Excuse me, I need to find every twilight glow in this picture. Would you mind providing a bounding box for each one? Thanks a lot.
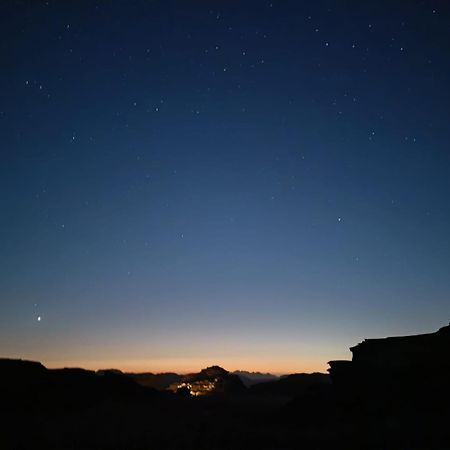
[1,1,450,374]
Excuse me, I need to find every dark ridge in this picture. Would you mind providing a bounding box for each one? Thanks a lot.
[249,372,330,398]
[233,370,279,387]
[128,372,182,390]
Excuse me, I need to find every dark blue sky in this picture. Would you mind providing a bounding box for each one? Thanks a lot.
[1,1,450,372]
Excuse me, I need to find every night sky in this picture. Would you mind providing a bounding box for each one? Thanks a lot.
[2,1,450,373]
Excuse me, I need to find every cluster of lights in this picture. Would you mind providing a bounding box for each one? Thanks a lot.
[171,379,217,396]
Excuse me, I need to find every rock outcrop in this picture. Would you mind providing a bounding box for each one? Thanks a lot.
[329,323,450,395]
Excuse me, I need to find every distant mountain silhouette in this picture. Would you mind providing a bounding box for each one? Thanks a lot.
[249,372,330,398]
[97,368,124,376]
[128,371,182,390]
[233,370,279,387]
[169,365,246,395]
[0,358,148,409]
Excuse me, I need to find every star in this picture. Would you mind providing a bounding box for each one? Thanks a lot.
[37,316,41,322]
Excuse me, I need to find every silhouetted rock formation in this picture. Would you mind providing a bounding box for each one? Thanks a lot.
[328,323,450,447]
[329,323,450,394]
[0,358,47,384]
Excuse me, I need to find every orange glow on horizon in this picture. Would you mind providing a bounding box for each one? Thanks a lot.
[41,356,330,375]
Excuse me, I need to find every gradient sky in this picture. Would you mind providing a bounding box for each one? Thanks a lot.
[1,1,450,374]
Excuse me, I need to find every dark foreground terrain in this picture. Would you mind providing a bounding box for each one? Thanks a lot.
[2,323,450,449]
